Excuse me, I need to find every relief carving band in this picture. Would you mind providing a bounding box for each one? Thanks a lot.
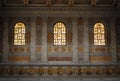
[0,66,119,76]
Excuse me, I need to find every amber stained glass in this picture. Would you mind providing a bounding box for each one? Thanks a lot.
[94,23,105,45]
[14,22,25,45]
[54,22,66,45]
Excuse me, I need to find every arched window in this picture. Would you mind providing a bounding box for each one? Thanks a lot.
[54,22,66,45]
[14,22,25,45]
[94,23,105,45]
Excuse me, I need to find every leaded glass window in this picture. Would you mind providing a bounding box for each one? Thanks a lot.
[54,22,66,45]
[14,22,25,45]
[94,23,105,45]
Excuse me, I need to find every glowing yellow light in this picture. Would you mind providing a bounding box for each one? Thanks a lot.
[14,22,25,45]
[94,23,105,45]
[54,22,66,45]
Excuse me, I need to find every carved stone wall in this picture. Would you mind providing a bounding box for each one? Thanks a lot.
[0,4,120,81]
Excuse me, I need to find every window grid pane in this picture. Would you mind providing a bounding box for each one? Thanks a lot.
[14,22,25,45]
[94,23,105,45]
[54,22,66,45]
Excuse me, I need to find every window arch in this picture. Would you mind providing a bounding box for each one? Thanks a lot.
[54,22,66,45]
[94,22,105,45]
[14,22,25,45]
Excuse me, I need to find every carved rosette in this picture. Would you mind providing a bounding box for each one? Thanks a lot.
[65,67,73,75]
[94,67,104,75]
[74,67,81,75]
[83,67,93,75]
[47,67,55,75]
[37,67,45,75]
[17,67,26,75]
[56,67,64,75]
[0,67,6,75]
[114,68,120,75]
[26,67,36,75]
[7,67,17,75]
[101,68,112,75]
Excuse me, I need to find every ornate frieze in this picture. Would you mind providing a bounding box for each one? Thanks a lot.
[0,66,119,76]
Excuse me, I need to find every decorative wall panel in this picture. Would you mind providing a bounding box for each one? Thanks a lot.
[8,56,30,62]
[90,56,112,62]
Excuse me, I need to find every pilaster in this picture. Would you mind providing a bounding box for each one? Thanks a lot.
[83,17,89,62]
[41,17,48,61]
[30,17,36,62]
[110,17,117,62]
[72,17,78,61]
[2,17,9,62]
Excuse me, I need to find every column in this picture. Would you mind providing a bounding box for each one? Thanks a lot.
[3,18,9,62]
[83,17,89,62]
[72,17,78,61]
[110,18,117,62]
[41,17,47,61]
[30,17,36,62]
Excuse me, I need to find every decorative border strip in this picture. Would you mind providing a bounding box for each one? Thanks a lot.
[0,66,119,76]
